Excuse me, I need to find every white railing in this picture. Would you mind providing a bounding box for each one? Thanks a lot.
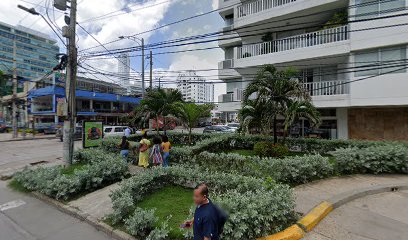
[237,25,348,59]
[218,59,234,69]
[237,0,297,18]
[302,80,349,96]
[233,88,244,101]
[219,88,244,102]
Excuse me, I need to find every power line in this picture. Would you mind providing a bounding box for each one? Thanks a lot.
[80,0,403,53]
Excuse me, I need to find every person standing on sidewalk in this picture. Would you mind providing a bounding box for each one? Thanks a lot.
[183,183,227,240]
[119,136,130,164]
[161,135,171,167]
[124,126,132,138]
[150,136,163,166]
[138,132,150,168]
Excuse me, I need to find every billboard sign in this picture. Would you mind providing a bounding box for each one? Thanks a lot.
[82,121,103,148]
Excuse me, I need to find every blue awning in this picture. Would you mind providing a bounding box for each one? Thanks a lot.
[28,86,141,104]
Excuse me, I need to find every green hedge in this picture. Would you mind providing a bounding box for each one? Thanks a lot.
[109,165,296,240]
[14,148,128,200]
[172,151,333,185]
[331,144,408,174]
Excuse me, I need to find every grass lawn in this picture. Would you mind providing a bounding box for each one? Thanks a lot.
[137,185,193,239]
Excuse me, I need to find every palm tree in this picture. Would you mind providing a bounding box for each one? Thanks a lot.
[173,103,213,144]
[238,99,275,134]
[132,88,183,134]
[283,100,321,141]
[243,65,310,143]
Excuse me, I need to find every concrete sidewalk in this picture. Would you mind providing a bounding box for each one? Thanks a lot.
[295,174,408,240]
[0,133,55,142]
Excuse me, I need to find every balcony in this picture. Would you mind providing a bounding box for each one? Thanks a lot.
[218,59,241,80]
[237,25,348,59]
[302,80,349,97]
[218,24,241,47]
[237,0,297,18]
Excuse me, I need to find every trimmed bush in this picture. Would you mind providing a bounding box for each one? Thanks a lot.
[109,165,296,239]
[14,149,128,200]
[331,144,408,174]
[253,142,289,158]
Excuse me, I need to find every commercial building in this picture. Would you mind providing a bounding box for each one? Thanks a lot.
[0,21,59,79]
[177,70,214,103]
[117,52,131,86]
[217,0,408,140]
[27,73,140,127]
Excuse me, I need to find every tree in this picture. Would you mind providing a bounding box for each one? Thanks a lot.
[283,100,321,141]
[131,88,183,134]
[174,103,213,144]
[238,99,274,134]
[242,65,310,143]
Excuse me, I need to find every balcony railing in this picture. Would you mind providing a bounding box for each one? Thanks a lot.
[237,25,349,59]
[219,88,244,102]
[237,0,297,18]
[218,59,234,69]
[302,80,349,96]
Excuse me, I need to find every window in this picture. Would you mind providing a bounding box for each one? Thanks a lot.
[355,46,406,76]
[114,127,124,132]
[104,128,112,133]
[355,0,406,19]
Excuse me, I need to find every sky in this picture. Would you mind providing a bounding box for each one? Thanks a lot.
[0,0,225,100]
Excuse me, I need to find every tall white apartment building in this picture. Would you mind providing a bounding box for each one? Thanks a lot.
[117,53,131,87]
[217,0,408,140]
[177,70,214,103]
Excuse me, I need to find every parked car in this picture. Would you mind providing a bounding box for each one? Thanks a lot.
[0,119,6,133]
[103,126,130,137]
[225,123,240,132]
[56,126,83,142]
[203,125,232,134]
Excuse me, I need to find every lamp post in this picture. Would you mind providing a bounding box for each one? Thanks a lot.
[118,36,145,98]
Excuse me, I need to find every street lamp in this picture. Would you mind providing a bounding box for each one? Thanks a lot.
[118,36,145,98]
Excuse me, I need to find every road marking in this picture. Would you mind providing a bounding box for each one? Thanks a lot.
[0,199,26,211]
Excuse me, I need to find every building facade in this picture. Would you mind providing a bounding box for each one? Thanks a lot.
[0,21,59,80]
[177,70,214,103]
[117,52,131,87]
[217,0,408,140]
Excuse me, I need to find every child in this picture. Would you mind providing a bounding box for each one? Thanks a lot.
[150,136,163,166]
[161,135,171,167]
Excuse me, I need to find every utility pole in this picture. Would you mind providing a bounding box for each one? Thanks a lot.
[141,38,145,98]
[62,0,77,165]
[12,40,18,138]
[149,50,153,90]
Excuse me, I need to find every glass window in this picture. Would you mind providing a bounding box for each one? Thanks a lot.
[114,127,123,132]
[104,128,112,133]
[355,50,380,76]
[355,0,379,19]
[380,47,406,73]
[380,0,405,13]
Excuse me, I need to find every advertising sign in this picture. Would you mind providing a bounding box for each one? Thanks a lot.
[82,121,103,148]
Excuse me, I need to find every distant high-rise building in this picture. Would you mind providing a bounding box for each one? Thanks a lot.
[0,21,59,80]
[117,52,130,87]
[177,70,214,104]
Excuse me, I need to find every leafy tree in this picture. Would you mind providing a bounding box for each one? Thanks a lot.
[173,103,213,144]
[131,88,183,134]
[283,100,321,141]
[242,65,310,143]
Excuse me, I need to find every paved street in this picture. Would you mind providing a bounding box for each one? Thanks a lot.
[0,181,111,240]
[304,190,408,240]
[0,137,81,178]
[295,175,408,240]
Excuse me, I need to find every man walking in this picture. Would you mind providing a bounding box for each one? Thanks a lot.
[185,183,227,240]
[124,126,131,137]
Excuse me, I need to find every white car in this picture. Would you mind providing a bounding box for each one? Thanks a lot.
[226,123,240,131]
[103,126,130,137]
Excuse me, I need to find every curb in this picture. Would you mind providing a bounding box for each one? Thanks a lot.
[0,136,56,143]
[30,192,137,240]
[257,182,408,240]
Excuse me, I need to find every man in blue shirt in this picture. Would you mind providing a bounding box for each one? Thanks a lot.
[184,183,226,240]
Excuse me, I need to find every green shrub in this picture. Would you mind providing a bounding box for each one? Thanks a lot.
[14,149,128,200]
[331,144,408,174]
[125,208,157,237]
[253,142,289,158]
[109,166,296,239]
[253,141,271,157]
